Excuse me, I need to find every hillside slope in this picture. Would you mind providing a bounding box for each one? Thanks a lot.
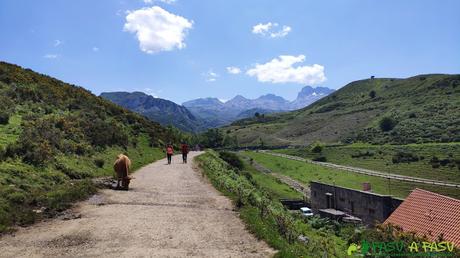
[0,62,179,232]
[235,108,282,120]
[224,74,460,146]
[101,91,206,132]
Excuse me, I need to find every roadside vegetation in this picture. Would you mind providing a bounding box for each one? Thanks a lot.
[244,151,460,199]
[195,150,347,257]
[196,151,460,257]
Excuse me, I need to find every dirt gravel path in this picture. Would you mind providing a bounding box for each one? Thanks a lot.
[0,152,275,258]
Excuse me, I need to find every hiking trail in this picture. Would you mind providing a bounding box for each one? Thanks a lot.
[0,152,275,257]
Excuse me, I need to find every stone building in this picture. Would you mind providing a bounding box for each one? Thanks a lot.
[310,181,403,225]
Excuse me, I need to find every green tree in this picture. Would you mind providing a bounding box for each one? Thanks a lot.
[233,135,239,148]
[369,90,376,99]
[222,135,233,147]
[258,137,265,148]
[379,117,397,132]
[202,129,223,148]
[310,141,324,153]
[0,111,9,125]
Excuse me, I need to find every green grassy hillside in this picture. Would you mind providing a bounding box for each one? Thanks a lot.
[224,74,460,146]
[0,62,181,233]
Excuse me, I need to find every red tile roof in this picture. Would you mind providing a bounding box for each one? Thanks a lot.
[385,188,460,245]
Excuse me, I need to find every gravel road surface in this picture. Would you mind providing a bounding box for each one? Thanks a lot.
[0,152,275,258]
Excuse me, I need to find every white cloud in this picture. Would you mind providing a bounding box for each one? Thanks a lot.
[53,40,62,47]
[144,0,176,4]
[124,6,193,54]
[270,26,291,38]
[252,23,272,35]
[226,66,241,74]
[92,47,99,52]
[252,22,291,38]
[203,70,218,82]
[218,98,228,103]
[43,54,59,59]
[246,55,326,84]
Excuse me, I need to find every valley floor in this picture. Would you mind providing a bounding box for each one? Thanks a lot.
[0,152,275,257]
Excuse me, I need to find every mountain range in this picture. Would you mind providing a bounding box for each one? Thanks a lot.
[102,86,335,132]
[183,86,335,128]
[100,92,206,132]
[290,86,335,109]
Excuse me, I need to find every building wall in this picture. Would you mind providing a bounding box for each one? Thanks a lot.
[310,181,403,225]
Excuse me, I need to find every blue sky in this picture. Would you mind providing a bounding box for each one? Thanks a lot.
[0,0,459,104]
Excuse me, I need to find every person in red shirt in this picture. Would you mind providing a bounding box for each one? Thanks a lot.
[166,144,174,165]
[181,142,190,164]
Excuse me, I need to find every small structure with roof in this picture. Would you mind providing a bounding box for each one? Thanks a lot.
[384,188,460,246]
[310,181,403,225]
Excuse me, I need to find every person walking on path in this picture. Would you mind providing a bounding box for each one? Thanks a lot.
[166,144,174,165]
[181,142,190,164]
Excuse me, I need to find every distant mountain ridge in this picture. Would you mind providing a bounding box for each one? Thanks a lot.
[183,85,335,127]
[101,85,334,132]
[100,92,206,132]
[291,86,335,109]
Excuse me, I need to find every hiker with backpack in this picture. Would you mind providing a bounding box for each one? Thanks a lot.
[166,144,174,165]
[181,142,189,164]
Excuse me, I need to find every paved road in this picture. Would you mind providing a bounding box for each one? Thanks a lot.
[261,151,460,188]
[0,152,275,258]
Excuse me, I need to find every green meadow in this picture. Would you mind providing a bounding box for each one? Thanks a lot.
[243,151,460,199]
[273,143,460,183]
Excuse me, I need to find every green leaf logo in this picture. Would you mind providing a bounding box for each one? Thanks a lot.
[347,243,358,256]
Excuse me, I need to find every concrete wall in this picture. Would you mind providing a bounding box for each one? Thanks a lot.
[310,181,403,225]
